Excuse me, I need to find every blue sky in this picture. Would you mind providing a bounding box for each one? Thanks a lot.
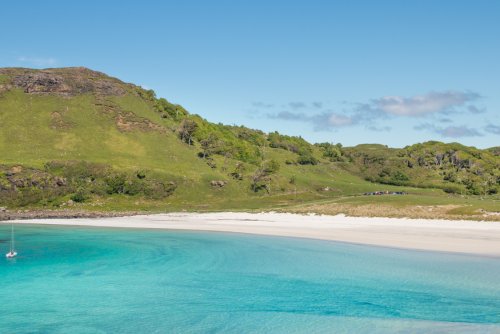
[1,0,499,148]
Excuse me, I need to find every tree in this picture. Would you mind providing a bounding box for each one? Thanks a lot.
[177,119,198,145]
[251,159,280,193]
[316,142,343,161]
[199,134,220,158]
[137,87,156,101]
[230,162,245,180]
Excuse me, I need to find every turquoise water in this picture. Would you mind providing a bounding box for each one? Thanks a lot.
[0,224,499,333]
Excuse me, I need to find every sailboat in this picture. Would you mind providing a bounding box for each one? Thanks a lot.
[5,224,17,258]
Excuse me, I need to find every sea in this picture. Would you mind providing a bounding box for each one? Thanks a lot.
[1,224,499,333]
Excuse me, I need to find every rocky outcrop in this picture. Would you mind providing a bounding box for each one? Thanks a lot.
[210,180,227,188]
[1,166,68,191]
[0,67,128,96]
[13,72,70,94]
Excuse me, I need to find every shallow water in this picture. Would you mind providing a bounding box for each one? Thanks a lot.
[0,224,499,333]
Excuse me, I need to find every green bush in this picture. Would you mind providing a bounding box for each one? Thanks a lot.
[70,190,88,203]
[442,186,461,194]
[105,174,127,194]
[487,188,498,195]
[316,142,343,161]
[143,180,177,199]
[392,171,409,182]
[297,154,318,165]
[123,179,144,196]
[262,159,280,174]
[268,132,312,155]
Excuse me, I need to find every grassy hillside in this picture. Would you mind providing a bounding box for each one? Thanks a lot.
[341,142,499,195]
[0,67,498,220]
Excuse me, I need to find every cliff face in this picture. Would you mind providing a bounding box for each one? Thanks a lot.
[0,67,129,96]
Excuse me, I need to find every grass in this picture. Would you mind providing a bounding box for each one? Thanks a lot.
[0,74,9,84]
[0,88,368,209]
[285,191,500,221]
[1,67,498,221]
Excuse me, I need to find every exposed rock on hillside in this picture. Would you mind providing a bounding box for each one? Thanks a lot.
[0,67,128,96]
[210,180,227,188]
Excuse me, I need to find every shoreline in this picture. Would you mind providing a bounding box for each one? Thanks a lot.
[0,209,142,221]
[3,212,500,257]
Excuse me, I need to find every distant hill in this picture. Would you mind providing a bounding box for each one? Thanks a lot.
[342,141,499,195]
[488,147,500,156]
[0,67,498,212]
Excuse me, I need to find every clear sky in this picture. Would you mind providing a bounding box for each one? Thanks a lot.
[1,0,499,148]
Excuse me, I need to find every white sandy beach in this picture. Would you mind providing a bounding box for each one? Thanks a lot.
[6,212,500,257]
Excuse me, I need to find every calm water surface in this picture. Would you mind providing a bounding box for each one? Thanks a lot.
[0,224,499,333]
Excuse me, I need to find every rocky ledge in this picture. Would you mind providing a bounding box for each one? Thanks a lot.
[0,67,129,96]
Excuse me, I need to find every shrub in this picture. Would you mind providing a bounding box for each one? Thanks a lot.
[297,154,318,165]
[392,171,409,182]
[155,98,188,119]
[143,181,177,199]
[251,160,280,192]
[71,190,88,203]
[105,174,127,194]
[123,179,144,196]
[262,160,280,174]
[230,162,245,180]
[316,142,343,161]
[268,132,312,154]
[487,188,498,195]
[443,186,461,194]
[177,119,198,145]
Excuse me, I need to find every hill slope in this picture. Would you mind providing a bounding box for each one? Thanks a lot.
[0,67,498,218]
[0,67,370,210]
[342,142,499,195]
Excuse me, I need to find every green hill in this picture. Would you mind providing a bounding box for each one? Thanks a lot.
[342,141,499,195]
[0,67,498,219]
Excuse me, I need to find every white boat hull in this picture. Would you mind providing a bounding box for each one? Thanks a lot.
[6,251,17,258]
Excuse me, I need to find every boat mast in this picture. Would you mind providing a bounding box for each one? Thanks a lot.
[10,224,14,252]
